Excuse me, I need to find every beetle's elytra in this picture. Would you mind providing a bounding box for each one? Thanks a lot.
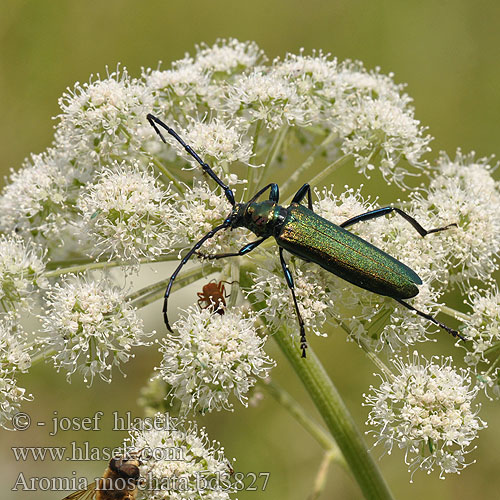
[147,113,463,357]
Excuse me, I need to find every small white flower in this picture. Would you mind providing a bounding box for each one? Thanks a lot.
[129,414,235,500]
[0,319,32,429]
[0,233,46,313]
[77,161,177,262]
[157,306,274,413]
[143,61,214,116]
[182,117,254,166]
[334,60,409,103]
[273,50,339,123]
[313,185,377,225]
[169,180,247,255]
[193,38,265,74]
[462,286,500,397]
[364,351,486,480]
[227,70,308,129]
[40,275,152,384]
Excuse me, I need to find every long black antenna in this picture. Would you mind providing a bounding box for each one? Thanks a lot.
[163,222,230,331]
[147,114,235,206]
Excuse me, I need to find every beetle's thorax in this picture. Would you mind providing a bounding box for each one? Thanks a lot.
[229,201,287,237]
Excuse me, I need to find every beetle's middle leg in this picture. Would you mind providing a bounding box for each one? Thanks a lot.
[197,237,267,260]
[340,206,456,236]
[279,248,308,357]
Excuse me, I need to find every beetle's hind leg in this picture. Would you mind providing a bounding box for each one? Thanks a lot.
[279,248,308,357]
[340,206,456,236]
[395,299,466,341]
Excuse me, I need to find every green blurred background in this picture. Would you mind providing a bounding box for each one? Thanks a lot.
[1,1,499,499]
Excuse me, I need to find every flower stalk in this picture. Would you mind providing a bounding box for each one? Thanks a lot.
[273,325,394,500]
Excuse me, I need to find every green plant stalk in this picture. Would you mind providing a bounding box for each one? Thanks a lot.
[246,119,263,195]
[273,326,394,500]
[44,254,181,278]
[437,304,471,323]
[309,450,336,500]
[262,380,345,466]
[128,265,219,308]
[119,124,184,193]
[280,130,336,197]
[303,154,351,196]
[333,318,394,381]
[258,125,289,187]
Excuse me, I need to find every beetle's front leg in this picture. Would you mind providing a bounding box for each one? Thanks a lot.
[197,237,268,260]
[279,247,308,357]
[340,206,456,236]
[291,183,314,210]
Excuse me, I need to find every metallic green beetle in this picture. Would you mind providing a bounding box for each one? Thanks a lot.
[147,114,463,357]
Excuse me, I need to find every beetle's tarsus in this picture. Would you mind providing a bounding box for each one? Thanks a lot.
[426,222,458,235]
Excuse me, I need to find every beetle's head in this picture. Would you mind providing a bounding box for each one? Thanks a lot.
[228,201,276,237]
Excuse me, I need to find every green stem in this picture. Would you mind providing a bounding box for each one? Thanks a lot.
[334,319,394,381]
[30,350,54,367]
[273,326,394,500]
[309,450,336,500]
[437,304,471,323]
[484,342,500,356]
[484,353,500,378]
[258,125,289,186]
[149,156,185,193]
[280,131,337,197]
[247,120,263,196]
[119,125,184,193]
[45,258,95,271]
[262,380,344,466]
[227,261,241,309]
[303,154,351,196]
[128,265,218,308]
[44,255,181,278]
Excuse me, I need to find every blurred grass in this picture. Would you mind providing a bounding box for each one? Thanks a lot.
[1,1,499,499]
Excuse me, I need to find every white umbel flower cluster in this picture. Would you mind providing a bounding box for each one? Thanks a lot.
[56,66,154,177]
[413,151,500,285]
[0,233,46,313]
[0,150,75,243]
[40,275,152,384]
[250,254,337,339]
[0,320,32,428]
[462,286,500,397]
[157,306,274,413]
[364,352,486,479]
[129,414,234,500]
[77,161,177,262]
